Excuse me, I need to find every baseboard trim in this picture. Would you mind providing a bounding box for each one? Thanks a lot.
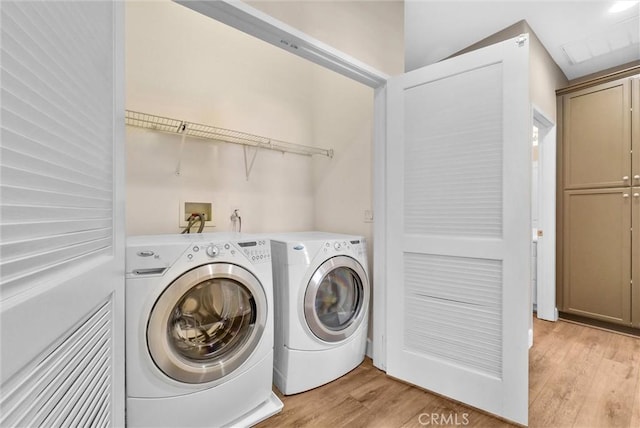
[559,312,640,338]
[365,338,373,359]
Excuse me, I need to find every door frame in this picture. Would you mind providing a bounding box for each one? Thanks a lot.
[532,106,558,322]
[175,1,389,88]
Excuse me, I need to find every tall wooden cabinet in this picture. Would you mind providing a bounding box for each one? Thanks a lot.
[558,71,640,328]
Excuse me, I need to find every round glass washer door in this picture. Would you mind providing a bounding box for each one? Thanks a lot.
[304,256,370,342]
[147,263,267,384]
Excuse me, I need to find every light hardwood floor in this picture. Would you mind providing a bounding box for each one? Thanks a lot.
[257,318,640,428]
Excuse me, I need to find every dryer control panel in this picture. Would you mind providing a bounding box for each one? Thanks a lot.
[321,239,367,261]
[350,238,367,260]
[324,240,350,253]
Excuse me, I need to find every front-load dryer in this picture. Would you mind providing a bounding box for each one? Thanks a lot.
[125,233,282,427]
[269,232,370,395]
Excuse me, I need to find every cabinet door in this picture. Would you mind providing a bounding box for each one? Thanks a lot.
[563,78,631,189]
[633,187,640,328]
[563,188,631,325]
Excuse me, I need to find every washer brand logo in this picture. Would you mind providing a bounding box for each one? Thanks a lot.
[293,245,304,251]
[418,413,470,426]
[137,250,155,257]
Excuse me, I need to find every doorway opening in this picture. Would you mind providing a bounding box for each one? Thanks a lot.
[532,108,558,323]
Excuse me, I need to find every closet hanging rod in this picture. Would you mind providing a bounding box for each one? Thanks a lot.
[125,110,334,158]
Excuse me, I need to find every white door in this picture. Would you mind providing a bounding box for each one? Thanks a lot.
[385,35,530,425]
[0,2,125,426]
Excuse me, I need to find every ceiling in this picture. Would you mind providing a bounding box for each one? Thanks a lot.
[405,1,640,80]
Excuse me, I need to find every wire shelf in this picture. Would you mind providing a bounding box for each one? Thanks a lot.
[125,110,333,158]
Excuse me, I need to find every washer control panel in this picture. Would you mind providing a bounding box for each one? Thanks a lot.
[181,240,269,264]
[185,243,231,262]
[238,239,270,263]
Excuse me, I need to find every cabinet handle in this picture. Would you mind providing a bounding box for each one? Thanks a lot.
[623,193,630,198]
[634,193,640,198]
[634,175,640,181]
[623,176,630,181]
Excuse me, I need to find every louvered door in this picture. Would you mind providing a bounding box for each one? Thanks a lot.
[0,2,125,426]
[385,35,530,425]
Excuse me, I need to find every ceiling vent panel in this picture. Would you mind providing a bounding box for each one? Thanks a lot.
[562,42,593,64]
[561,17,639,65]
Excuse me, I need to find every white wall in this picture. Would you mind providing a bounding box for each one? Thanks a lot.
[310,70,374,264]
[126,0,402,247]
[126,1,320,235]
[126,127,315,234]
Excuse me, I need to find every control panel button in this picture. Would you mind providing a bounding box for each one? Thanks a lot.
[224,243,230,250]
[193,246,199,252]
[206,245,219,258]
[187,254,193,260]
[334,242,342,250]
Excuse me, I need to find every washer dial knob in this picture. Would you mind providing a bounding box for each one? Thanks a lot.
[206,245,219,258]
[334,242,342,250]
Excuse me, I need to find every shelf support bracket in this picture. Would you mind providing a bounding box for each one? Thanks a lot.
[175,122,188,176]
[243,143,260,180]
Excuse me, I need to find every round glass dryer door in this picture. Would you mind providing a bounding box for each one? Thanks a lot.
[304,256,370,342]
[147,263,267,384]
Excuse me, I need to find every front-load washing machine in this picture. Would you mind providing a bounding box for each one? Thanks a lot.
[269,232,370,395]
[125,233,282,427]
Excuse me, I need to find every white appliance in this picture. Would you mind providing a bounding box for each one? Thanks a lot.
[125,233,282,427]
[269,232,370,395]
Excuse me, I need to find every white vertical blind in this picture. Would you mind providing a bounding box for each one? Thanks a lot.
[0,1,114,300]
